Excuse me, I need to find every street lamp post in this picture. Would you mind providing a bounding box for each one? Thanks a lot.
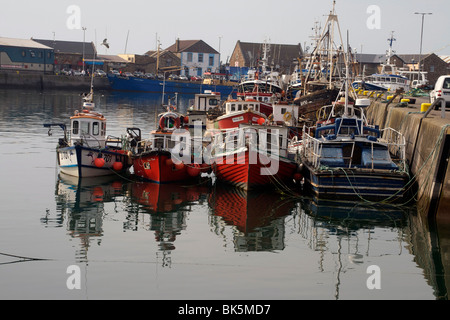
[415,12,432,81]
[218,36,222,72]
[82,27,87,74]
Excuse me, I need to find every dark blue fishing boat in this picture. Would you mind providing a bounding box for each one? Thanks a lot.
[107,73,236,97]
[300,90,409,202]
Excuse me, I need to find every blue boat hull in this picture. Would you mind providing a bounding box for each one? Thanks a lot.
[302,165,408,201]
[107,74,237,97]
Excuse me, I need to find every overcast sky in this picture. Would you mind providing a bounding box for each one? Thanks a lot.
[1,0,449,62]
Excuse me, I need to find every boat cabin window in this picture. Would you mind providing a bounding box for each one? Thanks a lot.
[238,104,243,111]
[81,121,90,135]
[209,99,219,106]
[93,122,100,136]
[72,120,79,135]
[153,135,165,149]
[230,104,236,112]
[167,136,176,149]
[102,122,106,136]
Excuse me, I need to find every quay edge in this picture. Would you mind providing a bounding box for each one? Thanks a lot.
[0,72,110,91]
[364,93,450,224]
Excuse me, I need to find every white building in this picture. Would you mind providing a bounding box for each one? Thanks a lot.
[166,39,220,77]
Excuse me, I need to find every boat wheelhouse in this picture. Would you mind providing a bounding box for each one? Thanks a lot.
[215,99,267,130]
[186,91,222,130]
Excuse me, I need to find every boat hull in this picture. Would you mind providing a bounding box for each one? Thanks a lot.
[352,80,387,91]
[132,150,198,183]
[301,162,408,201]
[108,74,236,97]
[213,150,297,190]
[294,88,340,120]
[57,145,130,178]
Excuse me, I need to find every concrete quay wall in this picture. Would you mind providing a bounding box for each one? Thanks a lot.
[365,95,450,222]
[0,72,110,91]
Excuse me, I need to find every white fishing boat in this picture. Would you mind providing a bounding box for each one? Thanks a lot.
[44,85,130,178]
[352,32,410,92]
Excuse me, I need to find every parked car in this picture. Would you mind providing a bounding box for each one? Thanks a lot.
[123,72,134,77]
[94,70,107,77]
[190,76,202,81]
[168,74,179,80]
[134,71,145,78]
[179,75,188,81]
[110,70,120,76]
[145,73,155,79]
[430,75,450,108]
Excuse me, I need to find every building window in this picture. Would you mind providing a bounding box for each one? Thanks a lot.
[198,53,203,63]
[187,52,193,62]
[197,67,202,76]
[209,54,214,66]
[430,65,435,72]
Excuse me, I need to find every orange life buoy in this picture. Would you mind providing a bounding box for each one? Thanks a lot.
[159,114,181,130]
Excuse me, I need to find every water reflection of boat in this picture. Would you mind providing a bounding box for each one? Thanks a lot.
[298,195,409,300]
[129,181,210,214]
[49,173,126,261]
[301,196,408,228]
[208,185,295,251]
[127,181,210,252]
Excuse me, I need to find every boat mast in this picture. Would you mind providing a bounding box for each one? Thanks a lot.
[302,0,345,93]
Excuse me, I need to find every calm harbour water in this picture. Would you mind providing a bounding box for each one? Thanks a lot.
[0,88,447,300]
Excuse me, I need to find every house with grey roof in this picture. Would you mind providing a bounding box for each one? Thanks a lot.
[164,39,220,77]
[229,41,303,75]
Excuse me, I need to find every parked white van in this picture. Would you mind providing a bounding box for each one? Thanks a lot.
[430,75,450,107]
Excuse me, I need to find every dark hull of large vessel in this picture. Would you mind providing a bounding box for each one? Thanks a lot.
[108,74,237,97]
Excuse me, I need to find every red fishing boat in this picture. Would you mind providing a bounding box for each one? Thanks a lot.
[210,123,299,190]
[215,99,267,130]
[130,111,207,183]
